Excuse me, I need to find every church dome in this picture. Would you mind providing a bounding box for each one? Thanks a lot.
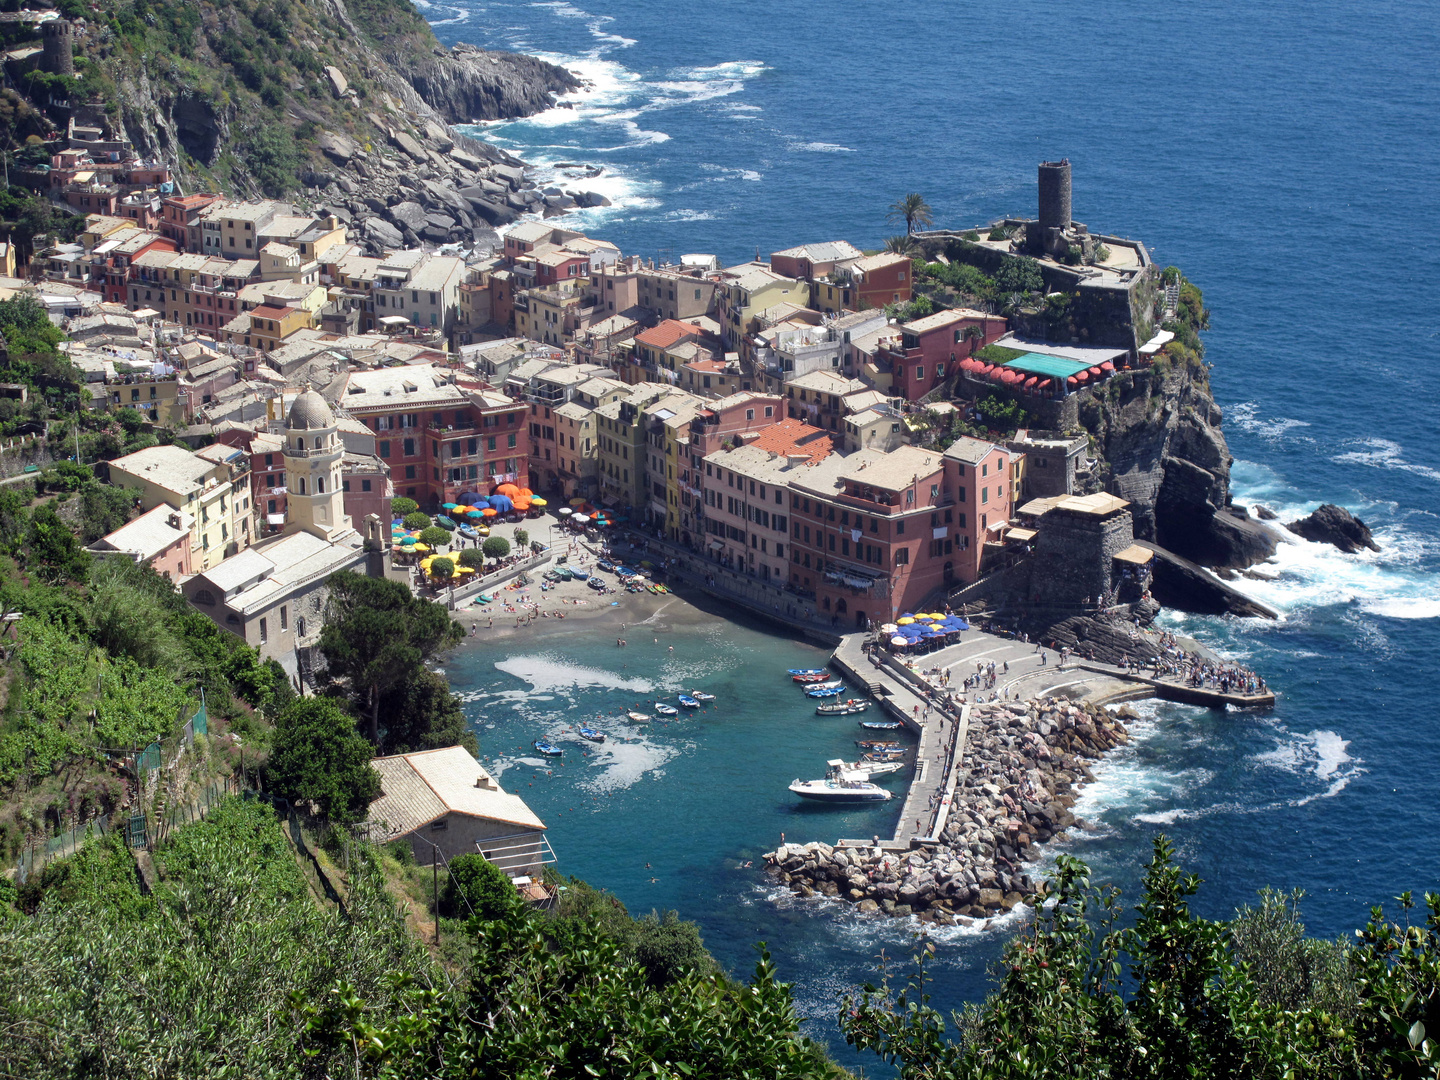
[287,389,335,431]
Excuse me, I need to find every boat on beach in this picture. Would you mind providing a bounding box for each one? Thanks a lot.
[654,703,679,716]
[677,694,700,708]
[570,568,589,580]
[790,761,893,803]
[579,727,605,743]
[597,559,615,572]
[533,740,563,757]
[437,514,457,530]
[860,720,903,730]
[457,523,479,541]
[587,577,608,591]
[815,699,869,715]
[626,712,651,723]
[805,686,845,698]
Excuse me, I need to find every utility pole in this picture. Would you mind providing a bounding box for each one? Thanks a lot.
[432,844,440,946]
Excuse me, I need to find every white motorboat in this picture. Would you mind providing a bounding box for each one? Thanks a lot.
[789,761,893,803]
[838,759,905,781]
[801,679,844,692]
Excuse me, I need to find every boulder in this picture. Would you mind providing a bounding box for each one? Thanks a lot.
[317,130,358,166]
[573,190,612,208]
[390,130,428,164]
[362,217,404,250]
[1286,504,1380,554]
[324,65,349,98]
[387,201,428,232]
[470,197,521,226]
[1253,504,1278,521]
[421,224,451,243]
[857,899,879,914]
[977,888,1004,910]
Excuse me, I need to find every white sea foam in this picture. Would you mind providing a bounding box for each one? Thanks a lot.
[792,141,856,153]
[1228,401,1314,442]
[1332,437,1440,484]
[494,654,655,694]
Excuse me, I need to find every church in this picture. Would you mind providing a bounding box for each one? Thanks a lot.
[181,389,387,684]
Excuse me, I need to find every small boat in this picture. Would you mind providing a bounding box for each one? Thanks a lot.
[579,727,606,743]
[856,739,899,750]
[587,577,608,591]
[457,523,479,541]
[802,680,844,691]
[787,668,827,677]
[553,566,573,581]
[437,514,458,530]
[597,560,615,572]
[543,570,563,583]
[790,761,893,803]
[838,759,905,780]
[626,712,651,723]
[690,690,715,702]
[571,569,589,581]
[652,583,669,594]
[533,740,563,757]
[793,673,830,684]
[677,694,700,709]
[861,720,904,730]
[616,565,636,578]
[862,748,906,761]
[806,686,845,698]
[654,703,679,716]
[815,699,869,716]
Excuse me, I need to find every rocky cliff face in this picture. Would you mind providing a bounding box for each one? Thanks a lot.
[1077,357,1277,570]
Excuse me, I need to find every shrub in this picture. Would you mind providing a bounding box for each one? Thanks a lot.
[994,255,1045,294]
[429,556,454,579]
[1094,244,1111,262]
[633,910,714,989]
[265,697,380,824]
[440,853,518,920]
[417,526,451,548]
[458,548,485,569]
[962,229,980,241]
[391,497,418,517]
[987,226,1011,241]
[401,512,430,530]
[513,528,528,547]
[481,536,510,562]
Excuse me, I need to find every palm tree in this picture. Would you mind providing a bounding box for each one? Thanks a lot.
[884,234,917,256]
[962,324,986,354]
[887,193,933,236]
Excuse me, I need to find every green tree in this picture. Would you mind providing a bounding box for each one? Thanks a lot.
[481,535,510,563]
[887,193,933,236]
[390,497,418,517]
[429,555,454,579]
[318,571,462,746]
[440,852,519,920]
[23,503,89,583]
[265,697,380,824]
[513,528,528,547]
[77,481,134,543]
[402,511,430,530]
[993,255,1045,296]
[374,666,476,756]
[458,547,485,569]
[0,486,29,554]
[885,234,918,256]
[418,525,452,548]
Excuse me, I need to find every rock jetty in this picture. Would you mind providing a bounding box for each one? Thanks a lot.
[764,697,1133,924]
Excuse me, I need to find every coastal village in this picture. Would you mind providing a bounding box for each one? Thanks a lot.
[1,144,1300,926]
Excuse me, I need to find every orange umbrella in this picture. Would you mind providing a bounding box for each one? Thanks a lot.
[482,507,498,517]
[519,487,534,498]
[496,483,521,497]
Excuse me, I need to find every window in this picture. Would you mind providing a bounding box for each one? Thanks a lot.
[259,618,267,643]
[915,366,924,381]
[405,465,416,480]
[195,590,215,606]
[981,487,989,504]
[507,433,517,449]
[895,548,909,566]
[379,440,390,457]
[403,438,415,457]
[745,409,754,421]
[362,479,372,492]
[280,606,288,630]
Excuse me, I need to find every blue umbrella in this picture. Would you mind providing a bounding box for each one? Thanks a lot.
[489,494,513,513]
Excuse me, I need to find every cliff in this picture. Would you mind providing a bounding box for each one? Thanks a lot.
[49,0,578,210]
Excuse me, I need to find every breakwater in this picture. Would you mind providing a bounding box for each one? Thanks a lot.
[763,696,1132,922]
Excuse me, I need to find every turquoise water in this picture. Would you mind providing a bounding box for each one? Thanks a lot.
[429,0,1440,1062]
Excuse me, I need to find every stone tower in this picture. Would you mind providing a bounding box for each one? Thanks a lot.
[282,389,354,542]
[40,20,74,77]
[1038,159,1072,230]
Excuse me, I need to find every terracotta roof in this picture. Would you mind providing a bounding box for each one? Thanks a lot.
[748,417,834,461]
[635,319,702,350]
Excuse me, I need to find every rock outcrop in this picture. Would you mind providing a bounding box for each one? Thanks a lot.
[1286,504,1380,554]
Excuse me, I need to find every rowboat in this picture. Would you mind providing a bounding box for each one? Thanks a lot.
[626,712,651,723]
[533,740,563,757]
[790,761,893,803]
[571,569,589,580]
[690,690,715,702]
[437,514,458,530]
[654,703,679,716]
[787,668,827,677]
[815,699,869,716]
[587,577,607,591]
[457,523,479,541]
[597,560,615,572]
[793,673,830,683]
[860,720,903,730]
[856,739,900,750]
[802,680,843,691]
[677,695,700,708]
[805,686,845,698]
[579,727,605,743]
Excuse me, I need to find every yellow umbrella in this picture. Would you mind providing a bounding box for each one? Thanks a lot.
[412,543,430,553]
[896,617,915,625]
[420,556,436,569]
[928,613,946,620]
[530,497,548,507]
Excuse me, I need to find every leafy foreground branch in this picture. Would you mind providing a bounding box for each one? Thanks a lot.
[841,837,1439,1079]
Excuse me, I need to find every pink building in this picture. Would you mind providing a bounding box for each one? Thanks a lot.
[879,309,1008,402]
[86,504,195,581]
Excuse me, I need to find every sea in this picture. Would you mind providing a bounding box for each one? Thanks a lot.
[428,0,1440,1063]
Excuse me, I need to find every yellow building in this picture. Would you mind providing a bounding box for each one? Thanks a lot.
[108,444,252,570]
[717,263,810,352]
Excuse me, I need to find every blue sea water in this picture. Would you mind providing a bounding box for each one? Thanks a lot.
[429,0,1440,1062]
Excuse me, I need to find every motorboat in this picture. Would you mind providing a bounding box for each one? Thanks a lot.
[815,699,869,716]
[677,695,700,708]
[838,759,905,780]
[787,668,827,677]
[856,739,900,750]
[690,690,715,702]
[626,712,651,723]
[793,673,831,684]
[801,679,844,691]
[533,740,563,757]
[790,762,893,803]
[860,720,904,730]
[579,727,605,743]
[805,686,845,698]
[437,514,458,530]
[654,703,679,716]
[862,749,906,761]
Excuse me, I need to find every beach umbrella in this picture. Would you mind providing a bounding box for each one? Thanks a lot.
[456,566,475,575]
[466,509,484,519]
[530,497,548,507]
[420,556,436,568]
[400,536,417,546]
[558,506,573,517]
[573,514,590,525]
[490,494,513,513]
[896,617,915,625]
[570,497,587,507]
[891,636,908,647]
[879,623,899,634]
[496,483,521,497]
[519,488,534,498]
[442,502,459,510]
[412,543,429,553]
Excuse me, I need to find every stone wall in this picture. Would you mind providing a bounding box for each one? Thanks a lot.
[1027,506,1134,608]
